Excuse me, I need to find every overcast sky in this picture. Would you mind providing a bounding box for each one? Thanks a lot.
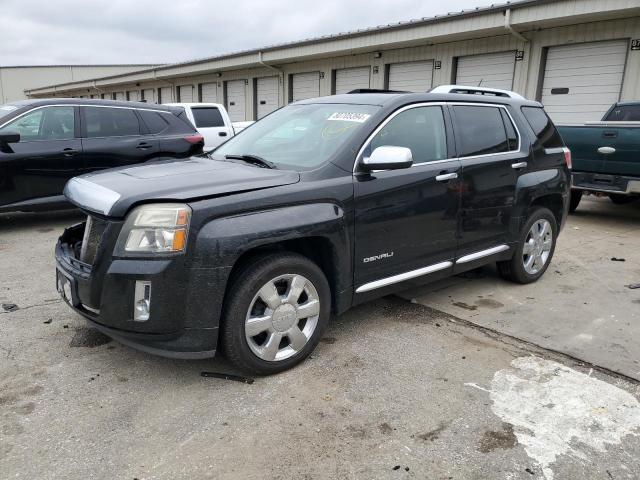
[0,0,487,66]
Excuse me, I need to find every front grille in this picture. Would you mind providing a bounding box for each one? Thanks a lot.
[79,215,107,265]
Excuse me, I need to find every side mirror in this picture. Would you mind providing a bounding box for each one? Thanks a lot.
[361,146,413,171]
[0,132,20,144]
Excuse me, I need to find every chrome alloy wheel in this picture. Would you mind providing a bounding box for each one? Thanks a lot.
[245,274,320,362]
[523,219,553,275]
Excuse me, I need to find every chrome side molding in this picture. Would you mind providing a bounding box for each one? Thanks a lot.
[355,261,452,293]
[456,244,509,264]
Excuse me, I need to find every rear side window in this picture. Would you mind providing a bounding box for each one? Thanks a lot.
[84,107,140,137]
[603,105,640,121]
[191,107,225,128]
[369,106,447,164]
[138,110,168,134]
[521,106,563,148]
[453,105,510,157]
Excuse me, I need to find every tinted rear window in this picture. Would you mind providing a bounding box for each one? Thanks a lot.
[84,107,140,137]
[191,107,224,128]
[453,105,509,157]
[604,105,640,121]
[138,110,169,134]
[521,106,563,148]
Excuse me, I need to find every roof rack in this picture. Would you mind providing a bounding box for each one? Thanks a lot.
[430,85,525,99]
[347,88,407,94]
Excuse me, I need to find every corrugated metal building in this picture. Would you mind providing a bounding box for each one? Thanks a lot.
[0,65,158,103]
[24,0,640,123]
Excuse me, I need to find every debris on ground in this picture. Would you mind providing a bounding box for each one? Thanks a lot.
[610,257,626,262]
[2,303,19,312]
[201,371,255,384]
[43,318,52,324]
[626,283,640,290]
[69,327,112,348]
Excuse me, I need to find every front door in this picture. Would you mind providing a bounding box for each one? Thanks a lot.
[353,104,461,294]
[0,105,81,208]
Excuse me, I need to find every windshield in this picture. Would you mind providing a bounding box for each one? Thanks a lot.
[214,103,379,170]
[0,105,19,123]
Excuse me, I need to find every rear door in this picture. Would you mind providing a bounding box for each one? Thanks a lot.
[80,106,160,172]
[452,103,524,260]
[0,105,82,207]
[353,104,460,295]
[189,106,232,149]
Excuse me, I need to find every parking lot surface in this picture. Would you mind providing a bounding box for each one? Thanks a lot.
[1,198,640,479]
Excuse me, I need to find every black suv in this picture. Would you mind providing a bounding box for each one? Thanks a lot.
[55,88,570,374]
[0,99,204,213]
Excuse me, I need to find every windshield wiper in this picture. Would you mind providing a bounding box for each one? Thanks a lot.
[225,154,276,169]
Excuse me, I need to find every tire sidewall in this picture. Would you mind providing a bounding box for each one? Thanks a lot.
[512,208,558,283]
[222,254,331,375]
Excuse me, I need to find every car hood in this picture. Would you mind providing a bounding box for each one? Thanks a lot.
[64,156,300,217]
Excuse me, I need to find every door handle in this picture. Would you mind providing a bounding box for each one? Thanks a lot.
[62,148,78,157]
[511,161,528,169]
[597,146,616,155]
[219,132,228,137]
[136,142,152,149]
[435,172,458,182]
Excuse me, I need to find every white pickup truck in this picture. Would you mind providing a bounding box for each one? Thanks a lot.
[167,103,242,150]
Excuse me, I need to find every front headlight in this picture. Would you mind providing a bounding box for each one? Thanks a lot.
[124,203,191,253]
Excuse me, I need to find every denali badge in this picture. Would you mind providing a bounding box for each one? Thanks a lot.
[363,252,394,263]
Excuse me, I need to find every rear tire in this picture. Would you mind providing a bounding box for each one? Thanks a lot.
[498,207,558,284]
[568,190,582,213]
[221,252,331,375]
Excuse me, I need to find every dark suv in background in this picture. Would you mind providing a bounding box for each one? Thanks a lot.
[0,99,204,213]
[56,86,570,375]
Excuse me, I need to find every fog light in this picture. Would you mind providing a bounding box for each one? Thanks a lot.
[133,281,151,322]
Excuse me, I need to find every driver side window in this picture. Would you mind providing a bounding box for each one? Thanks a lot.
[369,106,447,164]
[0,106,75,141]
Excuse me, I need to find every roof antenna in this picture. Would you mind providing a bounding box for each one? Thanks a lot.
[477,79,484,87]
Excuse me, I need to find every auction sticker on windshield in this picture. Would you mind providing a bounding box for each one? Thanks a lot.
[327,112,371,123]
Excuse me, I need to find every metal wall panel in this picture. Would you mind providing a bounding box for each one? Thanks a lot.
[226,79,246,121]
[455,51,516,89]
[540,40,628,123]
[334,67,370,94]
[256,76,279,119]
[387,61,434,91]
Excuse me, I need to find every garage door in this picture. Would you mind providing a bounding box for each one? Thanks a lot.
[127,90,139,102]
[226,80,246,121]
[142,89,155,104]
[291,72,320,102]
[178,85,194,103]
[159,87,173,104]
[113,92,125,101]
[388,61,434,92]
[201,82,218,103]
[456,51,515,90]
[335,67,370,94]
[256,76,279,119]
[540,40,628,124]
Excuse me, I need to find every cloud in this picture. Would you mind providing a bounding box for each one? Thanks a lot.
[0,0,485,65]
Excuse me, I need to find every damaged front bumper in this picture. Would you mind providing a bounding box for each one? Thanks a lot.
[55,220,227,359]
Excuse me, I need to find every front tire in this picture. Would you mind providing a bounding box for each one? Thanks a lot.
[221,252,331,375]
[498,207,558,284]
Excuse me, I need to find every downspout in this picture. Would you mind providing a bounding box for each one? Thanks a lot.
[505,8,528,42]
[258,51,285,108]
